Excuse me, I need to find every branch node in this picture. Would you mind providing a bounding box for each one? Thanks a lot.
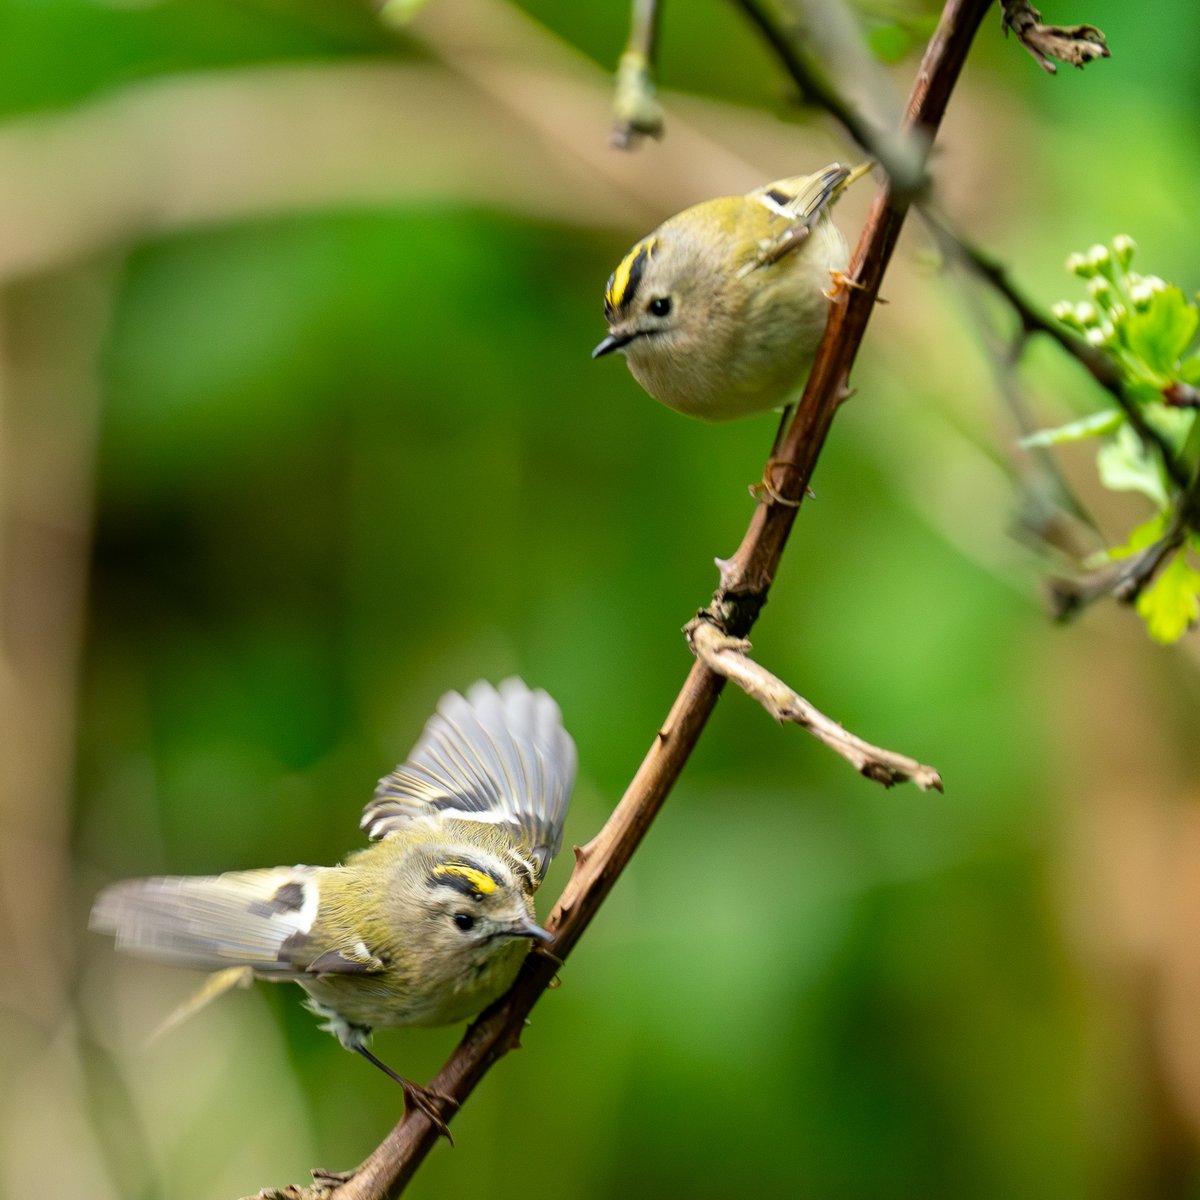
[701,583,770,640]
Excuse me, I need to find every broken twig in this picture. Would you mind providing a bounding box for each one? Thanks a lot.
[999,1,1109,73]
[687,618,944,791]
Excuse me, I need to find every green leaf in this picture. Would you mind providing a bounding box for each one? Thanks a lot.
[1124,286,1200,375]
[1179,355,1200,385]
[1125,379,1165,407]
[1104,513,1167,561]
[1096,424,1169,508]
[1020,409,1123,448]
[1136,548,1200,643]
[1144,403,1198,455]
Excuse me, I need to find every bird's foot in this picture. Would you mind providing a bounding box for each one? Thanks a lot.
[824,268,869,301]
[402,1080,459,1144]
[531,941,564,968]
[355,1045,458,1143]
[749,458,813,508]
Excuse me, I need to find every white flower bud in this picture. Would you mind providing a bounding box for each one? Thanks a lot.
[1086,243,1114,279]
[1129,279,1162,310]
[1066,251,1092,278]
[1088,277,1114,307]
[1112,234,1136,269]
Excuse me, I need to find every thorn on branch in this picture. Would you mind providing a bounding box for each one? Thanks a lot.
[1000,1,1110,73]
[685,618,944,792]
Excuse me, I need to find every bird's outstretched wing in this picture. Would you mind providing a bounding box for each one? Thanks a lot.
[362,678,576,881]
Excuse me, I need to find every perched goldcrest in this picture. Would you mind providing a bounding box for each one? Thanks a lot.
[593,162,870,422]
[91,678,576,1131]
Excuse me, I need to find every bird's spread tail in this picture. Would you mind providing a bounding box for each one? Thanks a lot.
[90,867,321,975]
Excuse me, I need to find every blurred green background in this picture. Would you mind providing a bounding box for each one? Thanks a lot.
[2,0,1200,1197]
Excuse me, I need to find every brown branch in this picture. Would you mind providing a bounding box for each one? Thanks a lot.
[258,4,994,1197]
[709,3,992,618]
[686,618,944,790]
[1046,536,1179,621]
[611,0,664,149]
[999,1,1110,73]
[1047,464,1200,619]
[729,0,925,197]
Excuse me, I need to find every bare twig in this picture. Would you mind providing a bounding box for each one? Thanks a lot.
[1046,537,1179,620]
[1047,463,1200,618]
[686,618,944,789]
[999,1,1110,73]
[257,4,994,1197]
[611,0,664,149]
[729,0,925,197]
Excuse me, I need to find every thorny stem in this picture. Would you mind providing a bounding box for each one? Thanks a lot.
[710,0,993,612]
[310,3,995,1197]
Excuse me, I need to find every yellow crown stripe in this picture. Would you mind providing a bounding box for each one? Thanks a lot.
[432,863,497,895]
[606,236,660,312]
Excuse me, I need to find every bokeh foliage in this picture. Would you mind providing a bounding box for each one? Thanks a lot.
[2,1,1199,1198]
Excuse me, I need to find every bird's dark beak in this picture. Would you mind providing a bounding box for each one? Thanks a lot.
[508,918,554,944]
[592,331,633,359]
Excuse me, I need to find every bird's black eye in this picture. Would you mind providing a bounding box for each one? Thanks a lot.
[648,296,672,317]
[453,912,476,932]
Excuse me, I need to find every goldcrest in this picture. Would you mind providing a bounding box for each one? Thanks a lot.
[91,678,576,1130]
[593,162,870,421]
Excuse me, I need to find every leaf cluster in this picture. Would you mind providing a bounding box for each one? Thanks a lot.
[1030,237,1200,641]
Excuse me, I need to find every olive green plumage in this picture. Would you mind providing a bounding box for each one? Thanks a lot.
[297,821,543,1035]
[593,162,870,421]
